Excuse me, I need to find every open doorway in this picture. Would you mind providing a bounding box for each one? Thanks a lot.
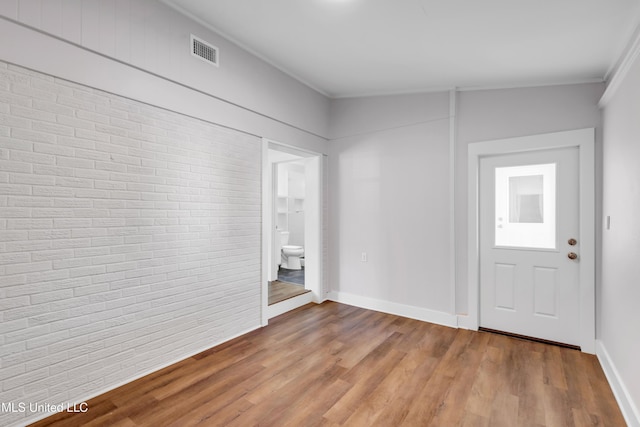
[261,139,323,323]
[270,158,309,304]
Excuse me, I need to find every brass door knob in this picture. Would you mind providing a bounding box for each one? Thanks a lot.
[568,238,577,246]
[568,252,578,260]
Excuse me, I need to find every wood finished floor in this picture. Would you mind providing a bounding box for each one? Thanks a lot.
[30,302,625,427]
[268,280,310,305]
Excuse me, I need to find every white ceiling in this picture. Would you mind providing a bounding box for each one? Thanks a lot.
[164,0,640,98]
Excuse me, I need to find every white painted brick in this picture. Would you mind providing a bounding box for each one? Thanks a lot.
[57,136,95,149]
[0,68,31,84]
[91,271,125,284]
[25,269,70,285]
[51,238,92,249]
[90,254,126,265]
[11,82,57,101]
[10,105,56,123]
[2,303,51,322]
[73,247,110,258]
[31,79,74,96]
[56,115,96,130]
[0,231,28,241]
[7,218,52,229]
[74,188,110,198]
[109,117,140,131]
[0,252,30,265]
[57,95,96,111]
[75,148,110,161]
[91,236,124,247]
[53,257,92,270]
[32,186,75,197]
[69,265,106,278]
[47,336,88,354]
[55,177,93,188]
[33,144,74,157]
[73,283,110,297]
[32,120,75,136]
[25,349,69,371]
[0,364,26,382]
[33,98,75,116]
[76,110,110,124]
[10,172,56,186]
[5,261,52,276]
[30,289,75,305]
[31,208,70,218]
[53,218,92,228]
[0,61,261,414]
[31,249,75,262]
[0,112,30,128]
[0,207,30,218]
[0,160,32,173]
[33,164,74,176]
[54,199,92,208]
[96,160,127,172]
[57,156,93,169]
[28,229,71,240]
[76,128,110,143]
[73,89,109,106]
[27,309,71,326]
[93,200,126,209]
[92,218,126,227]
[95,180,126,190]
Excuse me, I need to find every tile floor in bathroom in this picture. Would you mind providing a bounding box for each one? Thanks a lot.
[277,267,305,285]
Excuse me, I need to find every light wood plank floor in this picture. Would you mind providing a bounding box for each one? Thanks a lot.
[268,280,310,305]
[30,302,625,426]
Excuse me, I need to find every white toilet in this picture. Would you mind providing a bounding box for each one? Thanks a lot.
[279,231,304,270]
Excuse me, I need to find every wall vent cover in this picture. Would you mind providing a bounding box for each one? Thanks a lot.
[191,34,219,67]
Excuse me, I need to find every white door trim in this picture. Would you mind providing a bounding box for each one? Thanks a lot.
[467,128,595,353]
[261,138,324,326]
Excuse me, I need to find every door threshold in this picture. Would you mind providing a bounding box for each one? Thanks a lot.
[479,327,581,351]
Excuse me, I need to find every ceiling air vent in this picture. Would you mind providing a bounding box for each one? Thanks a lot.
[191,34,219,67]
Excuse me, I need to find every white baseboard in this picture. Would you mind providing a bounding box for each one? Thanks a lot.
[327,291,458,328]
[267,291,314,319]
[596,340,640,427]
[456,314,478,330]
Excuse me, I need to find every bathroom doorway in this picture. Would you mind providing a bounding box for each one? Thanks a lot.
[261,140,324,323]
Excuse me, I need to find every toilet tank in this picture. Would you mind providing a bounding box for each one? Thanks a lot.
[279,231,290,246]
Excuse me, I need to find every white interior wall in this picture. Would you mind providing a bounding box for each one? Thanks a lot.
[600,50,640,425]
[328,92,456,325]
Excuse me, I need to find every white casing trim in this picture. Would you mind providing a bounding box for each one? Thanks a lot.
[456,314,476,330]
[267,292,315,319]
[467,128,596,353]
[596,340,640,427]
[327,291,458,328]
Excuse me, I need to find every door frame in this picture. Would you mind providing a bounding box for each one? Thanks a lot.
[467,128,595,353]
[261,138,324,325]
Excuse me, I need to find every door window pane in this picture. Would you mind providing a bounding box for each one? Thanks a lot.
[495,164,556,249]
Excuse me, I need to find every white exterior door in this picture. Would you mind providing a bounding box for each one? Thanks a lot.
[479,147,581,346]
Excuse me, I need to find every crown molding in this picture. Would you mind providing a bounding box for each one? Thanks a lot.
[599,23,640,108]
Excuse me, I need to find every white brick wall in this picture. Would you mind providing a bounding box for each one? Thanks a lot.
[0,61,262,426]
